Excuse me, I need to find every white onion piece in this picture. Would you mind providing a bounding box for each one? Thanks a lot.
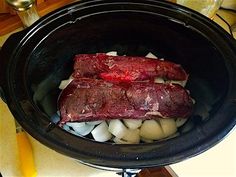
[175,118,188,127]
[145,52,157,59]
[113,137,130,144]
[108,119,128,139]
[86,120,103,125]
[154,77,165,84]
[122,129,140,144]
[91,122,112,142]
[164,132,180,140]
[123,119,142,129]
[59,78,73,90]
[68,130,81,136]
[63,123,81,136]
[66,122,94,136]
[77,124,95,136]
[167,80,187,87]
[140,137,154,143]
[66,122,85,127]
[159,119,177,137]
[65,128,82,136]
[140,120,165,140]
[56,111,60,116]
[106,51,118,56]
[194,101,210,120]
[62,124,70,131]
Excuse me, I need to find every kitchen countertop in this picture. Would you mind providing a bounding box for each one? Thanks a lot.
[1,1,236,177]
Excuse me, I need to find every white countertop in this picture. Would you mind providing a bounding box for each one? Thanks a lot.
[1,2,236,177]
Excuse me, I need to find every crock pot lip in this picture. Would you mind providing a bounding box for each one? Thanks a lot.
[1,0,236,168]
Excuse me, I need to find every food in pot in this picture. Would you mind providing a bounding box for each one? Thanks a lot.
[59,78,193,124]
[73,53,188,82]
[57,52,194,144]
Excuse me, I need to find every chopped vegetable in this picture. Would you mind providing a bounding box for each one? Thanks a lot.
[59,78,73,90]
[140,137,154,143]
[154,77,165,84]
[108,119,128,139]
[66,122,94,136]
[140,120,165,140]
[113,137,130,144]
[122,129,140,144]
[145,52,158,59]
[175,118,188,127]
[91,122,112,142]
[106,51,118,56]
[123,119,142,130]
[86,120,103,125]
[159,118,177,137]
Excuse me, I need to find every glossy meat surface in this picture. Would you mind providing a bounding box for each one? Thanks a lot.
[58,78,193,124]
[72,53,188,82]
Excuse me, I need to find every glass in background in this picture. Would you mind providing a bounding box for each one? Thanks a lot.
[176,0,224,18]
[6,0,40,27]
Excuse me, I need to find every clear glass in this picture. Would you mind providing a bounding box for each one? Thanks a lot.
[17,4,40,27]
[177,0,224,18]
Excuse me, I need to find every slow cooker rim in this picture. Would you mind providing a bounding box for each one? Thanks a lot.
[1,0,236,168]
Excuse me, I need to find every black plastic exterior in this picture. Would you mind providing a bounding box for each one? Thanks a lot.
[0,0,236,168]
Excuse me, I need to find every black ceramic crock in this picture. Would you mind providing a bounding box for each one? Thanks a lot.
[0,0,236,169]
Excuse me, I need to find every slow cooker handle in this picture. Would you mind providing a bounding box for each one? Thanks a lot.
[0,82,5,102]
[0,46,6,102]
[117,169,140,177]
[0,29,29,103]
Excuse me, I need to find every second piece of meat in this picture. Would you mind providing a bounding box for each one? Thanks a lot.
[73,53,188,82]
[58,78,193,124]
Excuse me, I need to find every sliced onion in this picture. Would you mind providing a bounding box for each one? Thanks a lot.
[175,118,188,127]
[68,130,81,136]
[164,132,180,140]
[86,120,103,125]
[191,98,196,104]
[106,51,118,56]
[167,80,187,87]
[154,77,165,84]
[66,122,94,136]
[62,124,70,131]
[140,137,154,143]
[56,111,60,116]
[59,78,73,90]
[108,119,128,139]
[122,129,140,144]
[179,120,195,133]
[194,101,211,120]
[140,120,165,140]
[91,122,112,142]
[159,118,177,137]
[145,52,157,59]
[113,137,130,144]
[66,122,85,127]
[123,119,142,129]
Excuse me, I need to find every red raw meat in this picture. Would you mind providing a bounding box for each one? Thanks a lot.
[58,78,193,124]
[72,53,188,82]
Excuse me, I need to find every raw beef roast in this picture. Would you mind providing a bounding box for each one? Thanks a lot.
[58,78,193,124]
[72,53,188,82]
